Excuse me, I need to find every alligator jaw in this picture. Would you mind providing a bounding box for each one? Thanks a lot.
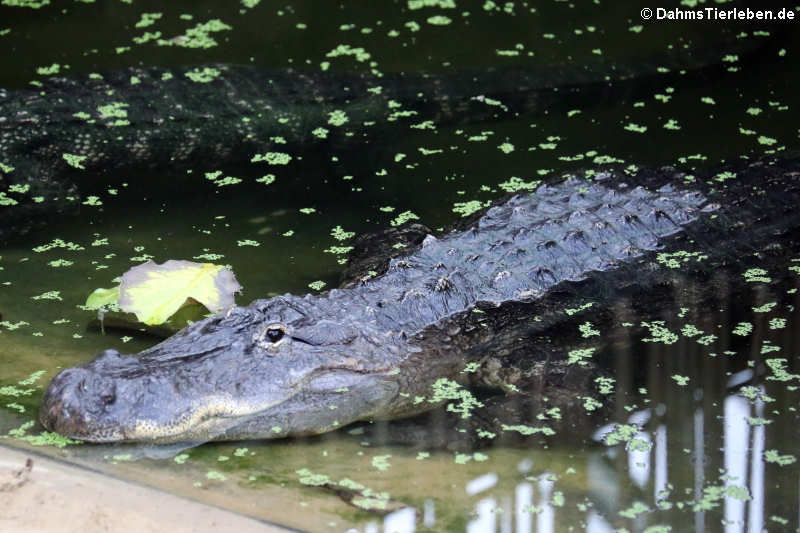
[40,341,402,443]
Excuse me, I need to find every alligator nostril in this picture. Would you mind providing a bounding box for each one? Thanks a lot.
[99,384,117,406]
[57,370,116,414]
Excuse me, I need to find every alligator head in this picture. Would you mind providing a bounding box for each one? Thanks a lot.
[40,294,403,443]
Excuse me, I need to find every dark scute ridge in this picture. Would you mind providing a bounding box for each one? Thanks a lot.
[344,174,708,334]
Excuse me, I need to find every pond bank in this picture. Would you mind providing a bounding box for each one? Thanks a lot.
[0,444,292,533]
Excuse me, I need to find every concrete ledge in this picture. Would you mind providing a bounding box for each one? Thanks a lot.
[0,444,295,533]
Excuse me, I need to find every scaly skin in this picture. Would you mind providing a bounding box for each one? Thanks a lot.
[39,157,800,444]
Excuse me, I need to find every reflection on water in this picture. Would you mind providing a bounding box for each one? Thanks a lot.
[348,382,793,533]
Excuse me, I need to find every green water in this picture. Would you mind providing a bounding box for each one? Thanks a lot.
[1,1,799,531]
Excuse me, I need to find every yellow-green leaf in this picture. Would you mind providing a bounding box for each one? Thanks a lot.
[85,286,120,309]
[118,260,242,325]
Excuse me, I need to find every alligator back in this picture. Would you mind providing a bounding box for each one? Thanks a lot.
[359,177,708,330]
[338,157,800,415]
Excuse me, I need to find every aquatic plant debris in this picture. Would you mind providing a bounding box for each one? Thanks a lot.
[251,152,292,165]
[84,286,120,310]
[86,260,242,325]
[62,153,88,169]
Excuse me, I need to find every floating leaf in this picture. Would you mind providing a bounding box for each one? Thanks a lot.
[85,286,120,310]
[117,260,241,325]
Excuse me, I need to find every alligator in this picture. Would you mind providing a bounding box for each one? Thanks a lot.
[40,156,800,445]
[0,24,786,243]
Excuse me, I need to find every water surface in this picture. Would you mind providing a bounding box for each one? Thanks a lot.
[1,1,799,531]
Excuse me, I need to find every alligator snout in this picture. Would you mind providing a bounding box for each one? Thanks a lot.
[40,351,127,440]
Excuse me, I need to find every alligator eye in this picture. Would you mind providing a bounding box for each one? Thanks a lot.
[254,323,290,351]
[266,328,284,343]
